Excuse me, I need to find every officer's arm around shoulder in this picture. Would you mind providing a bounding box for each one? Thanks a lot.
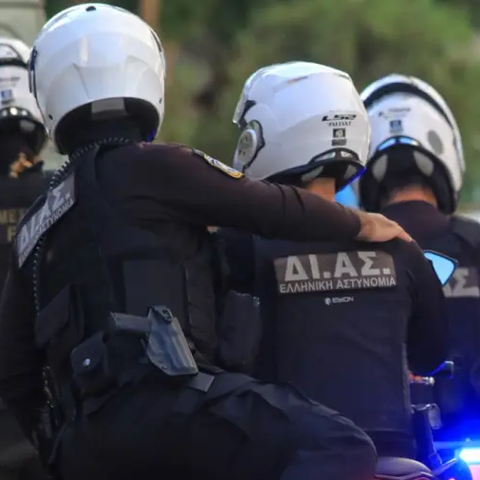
[141,144,361,241]
[405,242,449,376]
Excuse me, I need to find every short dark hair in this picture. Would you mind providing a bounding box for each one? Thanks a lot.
[378,172,433,206]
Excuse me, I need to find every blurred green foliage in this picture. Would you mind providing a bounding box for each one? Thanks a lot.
[45,0,480,203]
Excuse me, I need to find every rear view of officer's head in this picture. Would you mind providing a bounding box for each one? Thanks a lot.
[232,61,370,195]
[360,74,464,214]
[28,3,166,155]
[0,37,46,176]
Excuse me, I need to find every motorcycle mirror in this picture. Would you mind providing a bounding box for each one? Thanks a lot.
[423,250,457,286]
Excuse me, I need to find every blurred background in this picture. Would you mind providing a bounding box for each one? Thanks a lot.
[2,0,480,214]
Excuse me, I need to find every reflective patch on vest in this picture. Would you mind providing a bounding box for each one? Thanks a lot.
[273,250,397,295]
[16,173,76,267]
[443,267,480,298]
[192,149,244,179]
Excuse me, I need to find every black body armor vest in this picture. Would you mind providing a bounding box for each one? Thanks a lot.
[16,146,220,386]
[252,236,414,435]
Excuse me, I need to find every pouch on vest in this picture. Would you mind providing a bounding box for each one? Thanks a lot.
[216,290,261,373]
[70,332,116,398]
[35,284,86,373]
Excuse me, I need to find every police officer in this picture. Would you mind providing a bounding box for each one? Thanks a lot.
[0,5,413,480]
[0,37,48,293]
[0,37,49,480]
[219,62,448,459]
[359,74,480,440]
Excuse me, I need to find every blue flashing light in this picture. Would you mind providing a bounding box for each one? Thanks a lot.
[459,447,480,464]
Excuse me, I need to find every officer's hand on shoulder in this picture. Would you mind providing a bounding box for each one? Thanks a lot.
[354,210,412,243]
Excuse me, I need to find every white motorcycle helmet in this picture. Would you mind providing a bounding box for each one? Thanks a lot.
[360,74,464,214]
[0,37,46,155]
[232,61,370,191]
[28,3,166,154]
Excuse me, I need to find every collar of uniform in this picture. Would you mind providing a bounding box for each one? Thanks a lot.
[380,200,450,240]
[65,117,143,157]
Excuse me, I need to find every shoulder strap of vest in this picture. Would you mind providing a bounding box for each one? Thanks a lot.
[450,215,480,251]
[19,147,100,274]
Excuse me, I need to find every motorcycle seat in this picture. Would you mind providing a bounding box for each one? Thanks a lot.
[375,457,434,479]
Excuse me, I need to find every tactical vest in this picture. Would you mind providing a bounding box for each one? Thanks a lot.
[252,236,413,435]
[15,146,219,390]
[0,174,47,292]
[417,215,480,419]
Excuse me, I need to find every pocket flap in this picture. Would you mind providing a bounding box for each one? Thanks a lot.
[70,332,106,375]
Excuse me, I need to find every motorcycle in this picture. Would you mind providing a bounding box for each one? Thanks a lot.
[374,252,467,480]
[375,360,472,480]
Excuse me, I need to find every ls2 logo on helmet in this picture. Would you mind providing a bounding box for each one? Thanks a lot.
[322,114,357,127]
